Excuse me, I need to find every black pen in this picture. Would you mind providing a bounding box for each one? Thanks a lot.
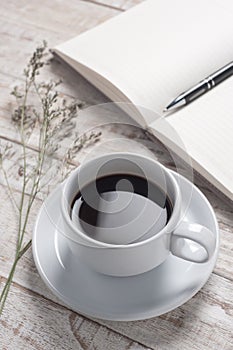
[164,61,233,112]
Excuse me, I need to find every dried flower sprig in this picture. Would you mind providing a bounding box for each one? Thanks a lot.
[0,42,101,314]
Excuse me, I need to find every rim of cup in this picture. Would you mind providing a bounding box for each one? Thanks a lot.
[60,152,181,248]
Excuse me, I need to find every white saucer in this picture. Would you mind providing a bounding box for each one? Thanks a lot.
[32,171,219,321]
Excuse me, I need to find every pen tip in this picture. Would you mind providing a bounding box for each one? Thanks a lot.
[163,108,168,113]
[165,98,186,112]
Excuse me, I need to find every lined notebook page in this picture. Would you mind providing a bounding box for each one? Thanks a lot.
[149,77,233,200]
[55,0,233,117]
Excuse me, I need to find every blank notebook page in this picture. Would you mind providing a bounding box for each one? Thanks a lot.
[55,0,233,115]
[150,77,233,200]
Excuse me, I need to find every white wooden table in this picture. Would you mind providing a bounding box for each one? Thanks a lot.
[0,1,233,349]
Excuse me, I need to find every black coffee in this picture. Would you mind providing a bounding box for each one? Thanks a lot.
[70,174,173,242]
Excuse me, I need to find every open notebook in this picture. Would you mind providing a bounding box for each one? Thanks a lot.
[53,0,233,201]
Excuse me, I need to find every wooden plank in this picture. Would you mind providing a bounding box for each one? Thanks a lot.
[98,273,233,350]
[0,279,149,350]
[0,0,117,99]
[0,7,118,79]
[0,0,119,37]
[0,0,118,147]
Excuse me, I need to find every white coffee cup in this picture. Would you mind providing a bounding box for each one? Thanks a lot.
[59,153,216,277]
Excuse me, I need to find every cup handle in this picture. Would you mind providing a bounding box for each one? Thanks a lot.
[170,222,216,263]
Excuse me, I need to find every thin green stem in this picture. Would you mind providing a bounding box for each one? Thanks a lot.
[0,283,12,315]
[0,166,19,211]
[16,81,30,255]
[0,255,19,313]
[0,239,32,314]
[18,239,32,259]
